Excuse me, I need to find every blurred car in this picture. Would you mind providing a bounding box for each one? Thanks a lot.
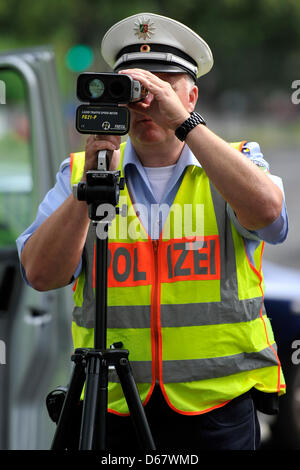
[260,260,300,449]
[0,47,73,450]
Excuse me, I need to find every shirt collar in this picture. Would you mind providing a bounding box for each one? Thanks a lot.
[123,137,201,178]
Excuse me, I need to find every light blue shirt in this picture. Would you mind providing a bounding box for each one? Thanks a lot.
[16,139,288,285]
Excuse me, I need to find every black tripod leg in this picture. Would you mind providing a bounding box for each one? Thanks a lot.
[51,357,86,450]
[79,354,108,450]
[116,359,156,450]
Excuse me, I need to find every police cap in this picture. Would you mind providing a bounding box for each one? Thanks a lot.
[101,13,213,82]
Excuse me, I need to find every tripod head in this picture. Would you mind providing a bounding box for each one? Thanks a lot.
[72,149,125,222]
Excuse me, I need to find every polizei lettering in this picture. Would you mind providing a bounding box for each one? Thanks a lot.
[106,236,220,288]
[108,246,147,284]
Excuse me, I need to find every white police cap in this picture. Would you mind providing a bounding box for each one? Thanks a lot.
[101,13,213,81]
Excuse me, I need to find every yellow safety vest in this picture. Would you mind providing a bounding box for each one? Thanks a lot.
[70,141,285,415]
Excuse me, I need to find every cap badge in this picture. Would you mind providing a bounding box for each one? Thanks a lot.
[134,17,155,40]
[140,44,151,53]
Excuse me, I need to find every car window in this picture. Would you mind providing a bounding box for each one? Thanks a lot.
[0,69,33,247]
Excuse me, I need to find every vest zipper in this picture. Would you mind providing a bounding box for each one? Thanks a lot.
[152,239,160,384]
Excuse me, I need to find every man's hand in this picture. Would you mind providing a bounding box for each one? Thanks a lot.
[83,134,121,178]
[119,69,194,130]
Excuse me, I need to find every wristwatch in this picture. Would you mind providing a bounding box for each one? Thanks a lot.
[175,112,206,141]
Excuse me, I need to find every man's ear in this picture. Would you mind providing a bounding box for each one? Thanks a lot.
[188,85,198,112]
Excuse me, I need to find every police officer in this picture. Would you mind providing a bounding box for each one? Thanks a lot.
[17,13,288,450]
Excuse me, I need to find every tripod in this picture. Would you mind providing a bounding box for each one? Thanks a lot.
[50,150,156,451]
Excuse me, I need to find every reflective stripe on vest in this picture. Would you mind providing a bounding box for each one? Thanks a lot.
[70,140,285,415]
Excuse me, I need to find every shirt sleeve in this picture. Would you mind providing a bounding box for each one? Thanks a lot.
[227,141,288,245]
[16,158,82,285]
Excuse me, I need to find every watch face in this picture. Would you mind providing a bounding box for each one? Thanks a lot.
[175,125,187,141]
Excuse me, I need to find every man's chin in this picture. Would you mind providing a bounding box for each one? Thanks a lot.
[130,123,170,145]
[130,132,167,146]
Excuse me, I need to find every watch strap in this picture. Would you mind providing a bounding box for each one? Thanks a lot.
[175,111,206,141]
